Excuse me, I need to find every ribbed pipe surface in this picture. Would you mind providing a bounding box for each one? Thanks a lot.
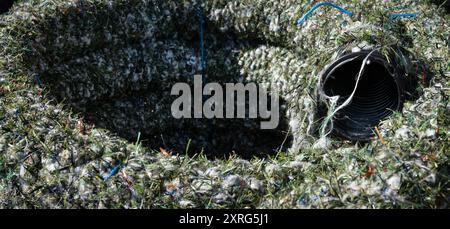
[320,50,404,140]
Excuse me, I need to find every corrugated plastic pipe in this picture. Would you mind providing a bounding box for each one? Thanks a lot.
[318,48,416,141]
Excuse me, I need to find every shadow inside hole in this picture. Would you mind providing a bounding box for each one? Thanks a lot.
[80,91,291,159]
[38,17,291,159]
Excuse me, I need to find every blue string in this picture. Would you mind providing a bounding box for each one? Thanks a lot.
[103,162,121,181]
[198,7,206,77]
[297,2,418,26]
[390,13,418,18]
[197,6,213,153]
[297,2,353,26]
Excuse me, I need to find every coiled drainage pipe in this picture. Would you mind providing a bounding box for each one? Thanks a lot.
[318,49,415,141]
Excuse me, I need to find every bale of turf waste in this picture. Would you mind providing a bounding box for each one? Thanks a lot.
[0,0,448,209]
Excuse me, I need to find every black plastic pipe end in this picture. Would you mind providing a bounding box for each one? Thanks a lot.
[317,48,416,141]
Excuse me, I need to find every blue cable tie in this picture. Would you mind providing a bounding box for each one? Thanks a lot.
[297,2,354,26]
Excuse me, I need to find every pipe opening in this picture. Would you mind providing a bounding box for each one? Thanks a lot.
[321,51,402,140]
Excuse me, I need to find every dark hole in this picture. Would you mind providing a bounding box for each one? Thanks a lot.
[36,12,291,159]
[76,89,291,160]
[0,0,16,14]
[322,54,401,140]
